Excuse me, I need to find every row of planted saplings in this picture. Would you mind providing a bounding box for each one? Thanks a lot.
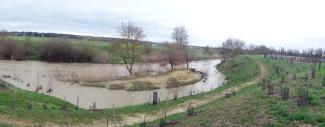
[262,64,325,106]
[265,54,322,70]
[261,79,310,106]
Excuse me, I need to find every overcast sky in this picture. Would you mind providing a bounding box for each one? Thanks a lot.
[0,0,324,49]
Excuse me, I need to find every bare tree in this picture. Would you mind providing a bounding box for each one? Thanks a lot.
[0,30,8,41]
[172,27,188,45]
[222,38,245,59]
[163,42,185,70]
[315,48,323,70]
[0,30,14,59]
[118,21,145,75]
[171,26,190,69]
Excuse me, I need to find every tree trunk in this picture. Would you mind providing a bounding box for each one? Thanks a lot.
[186,56,189,69]
[169,56,174,70]
[319,59,322,71]
[122,56,133,75]
[185,46,189,69]
[314,57,317,67]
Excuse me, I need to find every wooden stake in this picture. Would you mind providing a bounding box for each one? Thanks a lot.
[76,97,79,109]
[36,71,39,92]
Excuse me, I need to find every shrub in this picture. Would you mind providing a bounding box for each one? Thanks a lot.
[297,86,309,106]
[292,73,297,80]
[280,86,290,100]
[310,67,315,78]
[92,51,109,63]
[166,78,180,88]
[298,86,308,97]
[280,75,285,83]
[108,84,125,90]
[304,73,309,84]
[39,38,95,62]
[128,81,159,91]
[39,39,74,62]
[0,80,8,90]
[159,119,167,127]
[308,93,320,106]
[275,66,280,76]
[260,78,267,90]
[81,83,106,88]
[139,122,147,127]
[72,44,94,62]
[267,85,274,95]
[224,93,232,98]
[0,39,29,60]
[13,44,29,60]
[289,110,314,124]
[187,105,194,116]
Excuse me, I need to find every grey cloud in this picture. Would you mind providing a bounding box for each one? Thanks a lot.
[0,0,324,49]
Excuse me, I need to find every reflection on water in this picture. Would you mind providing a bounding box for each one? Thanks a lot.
[0,60,225,109]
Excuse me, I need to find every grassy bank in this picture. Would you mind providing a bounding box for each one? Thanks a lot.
[144,55,325,127]
[126,55,261,126]
[0,123,13,127]
[0,56,258,126]
[217,55,260,83]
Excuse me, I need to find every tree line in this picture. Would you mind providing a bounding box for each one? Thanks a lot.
[0,30,107,63]
[0,22,219,75]
[113,22,191,74]
[221,40,324,61]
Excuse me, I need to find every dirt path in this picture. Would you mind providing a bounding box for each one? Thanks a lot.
[0,59,268,127]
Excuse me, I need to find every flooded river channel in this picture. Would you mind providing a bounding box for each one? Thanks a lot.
[0,59,225,109]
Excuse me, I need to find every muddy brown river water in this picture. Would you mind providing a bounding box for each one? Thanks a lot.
[0,59,225,109]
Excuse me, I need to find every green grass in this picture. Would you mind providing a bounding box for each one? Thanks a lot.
[0,80,103,124]
[129,85,270,127]
[0,55,258,125]
[218,55,260,83]
[143,55,325,127]
[12,35,110,49]
[260,56,325,126]
[0,123,13,127]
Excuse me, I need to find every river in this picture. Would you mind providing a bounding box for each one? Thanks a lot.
[0,59,225,109]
